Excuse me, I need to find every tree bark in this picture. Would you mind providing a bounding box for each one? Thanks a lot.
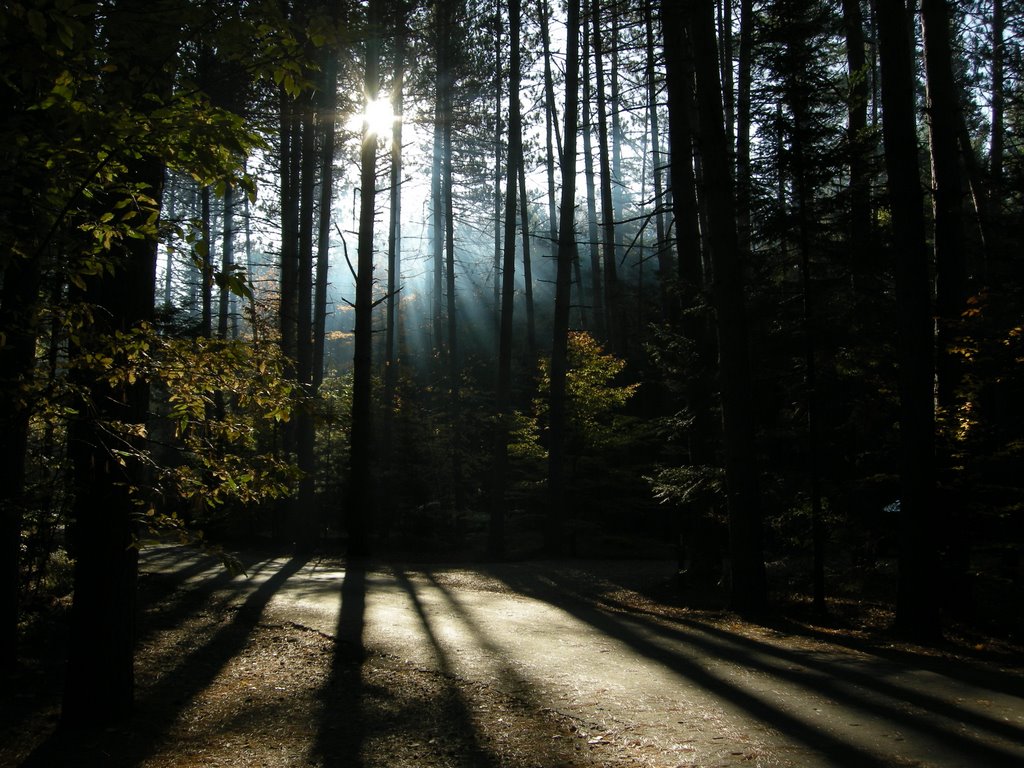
[582,11,604,337]
[547,0,581,555]
[491,0,524,558]
[679,0,766,614]
[348,0,382,557]
[592,0,622,354]
[63,0,176,722]
[875,0,941,641]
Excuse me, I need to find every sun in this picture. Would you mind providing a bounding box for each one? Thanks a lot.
[352,97,397,139]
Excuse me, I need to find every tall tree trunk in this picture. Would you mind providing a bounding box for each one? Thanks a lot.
[63,0,176,722]
[644,0,671,317]
[384,9,406,456]
[218,186,235,340]
[162,175,177,308]
[0,255,42,666]
[875,0,941,641]
[547,0,581,555]
[662,0,719,586]
[735,0,753,254]
[610,3,625,306]
[441,19,463,511]
[200,185,213,338]
[990,0,1004,202]
[518,158,537,354]
[314,49,339,393]
[430,91,445,352]
[592,0,621,353]
[540,0,562,256]
[582,11,604,337]
[922,0,968,412]
[492,9,503,341]
[681,0,766,614]
[842,0,872,265]
[921,0,970,621]
[491,0,524,557]
[349,0,382,557]
[279,88,300,376]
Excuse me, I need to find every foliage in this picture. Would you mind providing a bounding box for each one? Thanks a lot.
[67,322,299,536]
[529,331,639,456]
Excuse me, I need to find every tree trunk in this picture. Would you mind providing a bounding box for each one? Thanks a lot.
[592,0,621,353]
[62,0,176,723]
[921,0,970,621]
[314,48,339,393]
[682,0,767,615]
[547,0,581,555]
[842,0,872,264]
[582,11,604,337]
[491,0,524,558]
[384,9,406,458]
[644,0,671,317]
[540,0,561,258]
[735,0,753,254]
[348,0,382,557]
[518,157,537,355]
[0,254,41,666]
[875,0,941,641]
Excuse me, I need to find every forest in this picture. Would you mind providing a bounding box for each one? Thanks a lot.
[2,0,1023,745]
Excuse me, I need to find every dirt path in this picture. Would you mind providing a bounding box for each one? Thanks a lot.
[122,547,1024,768]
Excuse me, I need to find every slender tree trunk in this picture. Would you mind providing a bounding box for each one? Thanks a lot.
[492,9,503,341]
[162,174,177,308]
[843,0,871,264]
[990,0,1004,204]
[540,0,561,255]
[218,186,235,340]
[441,25,463,511]
[875,0,941,641]
[384,11,406,452]
[279,88,300,376]
[682,0,766,614]
[491,0,523,557]
[610,4,625,299]
[200,186,213,338]
[430,90,445,351]
[644,0,671,317]
[63,2,177,723]
[592,0,621,353]
[662,0,719,586]
[348,0,382,557]
[582,11,604,337]
[922,0,968,412]
[735,0,753,254]
[314,49,339,393]
[547,0,580,555]
[922,0,971,620]
[0,255,41,666]
[518,159,537,354]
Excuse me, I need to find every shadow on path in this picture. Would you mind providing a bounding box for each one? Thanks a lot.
[391,568,500,768]
[482,565,1024,768]
[313,560,366,768]
[21,554,308,767]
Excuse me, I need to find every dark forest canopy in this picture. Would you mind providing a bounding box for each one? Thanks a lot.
[2,0,1023,725]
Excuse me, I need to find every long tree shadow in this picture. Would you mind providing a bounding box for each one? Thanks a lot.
[419,570,537,704]
[591,590,1024,749]
[390,567,501,768]
[481,565,1024,768]
[313,560,366,768]
[21,553,309,767]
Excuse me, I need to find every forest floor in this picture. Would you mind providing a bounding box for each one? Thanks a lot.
[4,546,1024,768]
